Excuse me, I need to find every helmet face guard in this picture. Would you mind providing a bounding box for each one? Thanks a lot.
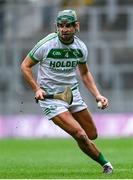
[55,10,79,44]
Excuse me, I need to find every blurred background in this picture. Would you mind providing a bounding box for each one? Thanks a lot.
[0,0,133,138]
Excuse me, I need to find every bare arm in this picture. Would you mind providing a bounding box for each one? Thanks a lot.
[21,56,45,100]
[78,63,108,108]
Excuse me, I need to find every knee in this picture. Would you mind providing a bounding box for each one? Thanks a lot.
[87,129,98,140]
[72,129,88,142]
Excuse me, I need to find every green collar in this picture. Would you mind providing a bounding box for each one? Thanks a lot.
[58,35,74,45]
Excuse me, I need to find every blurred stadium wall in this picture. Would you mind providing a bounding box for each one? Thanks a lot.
[0,0,133,137]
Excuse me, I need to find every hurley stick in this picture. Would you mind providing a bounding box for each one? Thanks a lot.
[35,86,73,105]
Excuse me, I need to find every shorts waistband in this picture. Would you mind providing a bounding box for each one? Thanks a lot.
[41,86,78,93]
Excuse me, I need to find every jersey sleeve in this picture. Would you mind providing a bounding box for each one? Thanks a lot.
[78,43,88,64]
[28,42,44,62]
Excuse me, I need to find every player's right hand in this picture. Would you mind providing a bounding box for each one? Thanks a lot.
[35,88,46,102]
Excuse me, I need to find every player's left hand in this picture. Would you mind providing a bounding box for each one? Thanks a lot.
[96,95,109,109]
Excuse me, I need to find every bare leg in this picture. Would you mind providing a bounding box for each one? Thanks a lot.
[72,109,113,173]
[52,110,113,174]
[72,108,98,140]
[52,111,101,162]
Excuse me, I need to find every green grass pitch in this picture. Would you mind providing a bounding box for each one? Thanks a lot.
[0,137,133,179]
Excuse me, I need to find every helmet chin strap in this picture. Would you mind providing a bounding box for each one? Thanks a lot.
[76,26,80,32]
[56,28,60,35]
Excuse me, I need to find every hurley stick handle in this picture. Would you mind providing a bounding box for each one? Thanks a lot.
[35,86,73,105]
